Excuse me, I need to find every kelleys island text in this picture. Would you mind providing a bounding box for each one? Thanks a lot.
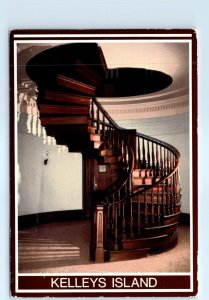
[50,276,158,289]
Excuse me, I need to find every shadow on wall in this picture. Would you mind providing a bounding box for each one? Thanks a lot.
[17,113,83,216]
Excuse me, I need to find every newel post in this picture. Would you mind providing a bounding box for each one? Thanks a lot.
[93,204,107,263]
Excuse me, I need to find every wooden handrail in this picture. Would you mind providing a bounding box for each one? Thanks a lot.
[92,97,180,208]
[92,97,135,202]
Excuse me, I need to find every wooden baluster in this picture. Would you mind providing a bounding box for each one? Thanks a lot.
[152,142,155,170]
[138,137,141,168]
[162,180,166,219]
[96,107,100,134]
[110,126,113,149]
[160,146,163,176]
[122,200,126,238]
[157,183,161,223]
[118,134,122,157]
[107,125,110,148]
[167,150,170,173]
[137,194,141,235]
[156,144,159,175]
[114,203,118,250]
[151,187,155,224]
[147,140,151,169]
[126,145,129,167]
[164,147,167,175]
[166,178,170,215]
[91,100,94,126]
[176,169,180,205]
[102,114,105,140]
[122,140,126,164]
[112,129,115,149]
[144,191,148,226]
[170,173,174,214]
[142,138,146,168]
[130,197,134,238]
[117,191,121,217]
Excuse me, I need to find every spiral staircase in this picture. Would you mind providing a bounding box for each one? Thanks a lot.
[26,43,181,263]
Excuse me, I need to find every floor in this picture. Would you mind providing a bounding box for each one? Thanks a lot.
[18,220,190,274]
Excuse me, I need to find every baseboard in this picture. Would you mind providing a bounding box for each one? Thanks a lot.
[18,210,85,229]
[179,213,190,225]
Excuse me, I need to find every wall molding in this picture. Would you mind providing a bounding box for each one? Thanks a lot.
[18,210,85,229]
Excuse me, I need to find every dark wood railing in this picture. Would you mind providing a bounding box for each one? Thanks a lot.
[91,97,181,262]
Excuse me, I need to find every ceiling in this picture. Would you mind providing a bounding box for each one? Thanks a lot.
[17,42,190,120]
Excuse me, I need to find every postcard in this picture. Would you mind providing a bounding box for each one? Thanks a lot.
[10,29,197,297]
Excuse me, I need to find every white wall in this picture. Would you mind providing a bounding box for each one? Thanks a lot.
[18,113,83,216]
[118,113,190,214]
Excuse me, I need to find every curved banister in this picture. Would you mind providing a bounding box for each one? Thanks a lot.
[92,97,135,201]
[92,96,180,208]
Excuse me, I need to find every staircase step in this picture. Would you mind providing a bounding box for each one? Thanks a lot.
[43,90,91,106]
[144,178,153,185]
[144,222,178,237]
[163,212,180,225]
[132,177,153,186]
[41,116,90,126]
[132,178,143,185]
[103,155,121,164]
[94,141,103,149]
[109,248,149,262]
[108,163,123,172]
[90,133,101,142]
[100,148,114,156]
[122,234,168,250]
[39,104,89,115]
[45,125,96,137]
[57,75,96,96]
[132,169,154,178]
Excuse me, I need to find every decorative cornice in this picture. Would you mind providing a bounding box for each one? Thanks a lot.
[103,95,189,120]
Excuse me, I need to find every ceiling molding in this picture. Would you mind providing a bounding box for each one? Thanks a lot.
[103,95,189,120]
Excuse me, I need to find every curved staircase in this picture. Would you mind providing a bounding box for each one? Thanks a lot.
[26,43,181,263]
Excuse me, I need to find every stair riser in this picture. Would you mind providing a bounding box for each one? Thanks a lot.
[163,214,180,225]
[39,104,89,115]
[45,125,96,136]
[41,116,90,126]
[109,249,149,262]
[144,223,178,237]
[90,134,101,142]
[122,235,168,250]
[150,233,178,254]
[43,90,91,106]
[100,149,114,156]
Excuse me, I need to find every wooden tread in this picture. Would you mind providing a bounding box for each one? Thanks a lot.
[43,90,91,106]
[39,104,89,115]
[58,75,96,96]
[41,116,90,126]
[109,248,149,262]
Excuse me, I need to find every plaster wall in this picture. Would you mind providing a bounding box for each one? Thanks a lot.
[118,113,190,214]
[18,113,83,216]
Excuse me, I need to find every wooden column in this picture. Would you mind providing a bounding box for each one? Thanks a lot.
[94,204,106,263]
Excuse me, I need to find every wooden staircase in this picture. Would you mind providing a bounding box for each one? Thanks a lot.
[26,43,182,263]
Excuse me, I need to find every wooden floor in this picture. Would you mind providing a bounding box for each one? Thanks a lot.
[18,220,190,273]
